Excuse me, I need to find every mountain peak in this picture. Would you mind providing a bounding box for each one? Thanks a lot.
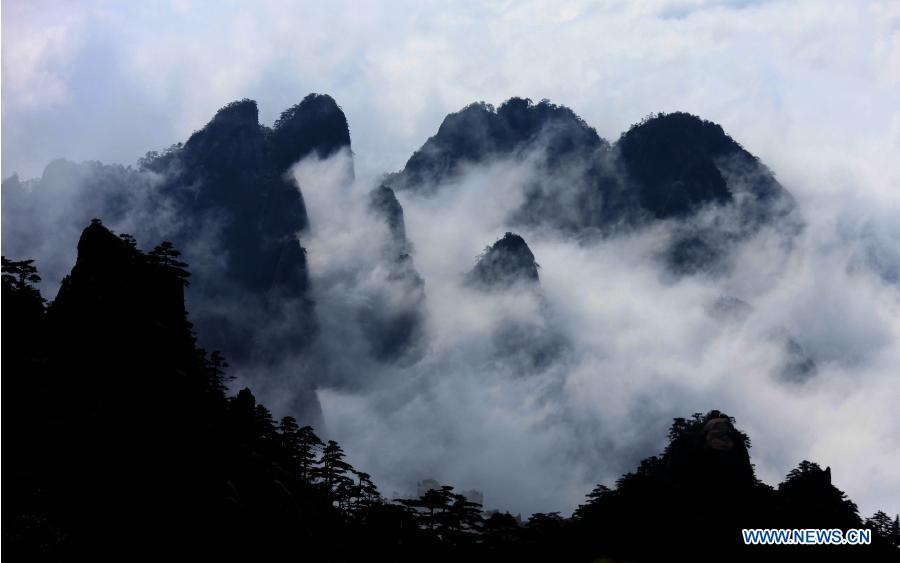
[51,221,191,354]
[76,219,135,267]
[617,111,744,219]
[270,93,352,170]
[393,97,604,192]
[468,232,540,289]
[369,185,407,245]
[211,98,260,126]
[274,93,343,127]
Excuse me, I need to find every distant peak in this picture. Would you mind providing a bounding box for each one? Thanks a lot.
[617,111,744,219]
[274,93,342,129]
[41,158,79,183]
[468,232,540,289]
[369,185,407,244]
[270,93,351,169]
[499,96,532,111]
[184,98,263,157]
[212,98,260,126]
[494,232,532,252]
[620,111,741,156]
[394,97,604,192]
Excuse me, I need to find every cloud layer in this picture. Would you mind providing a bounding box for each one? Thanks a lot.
[290,140,900,517]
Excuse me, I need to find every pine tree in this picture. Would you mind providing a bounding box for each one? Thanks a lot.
[866,511,900,549]
[290,424,324,485]
[892,515,900,550]
[148,241,191,286]
[350,470,380,515]
[2,257,44,296]
[204,350,230,396]
[316,440,354,509]
[118,233,138,250]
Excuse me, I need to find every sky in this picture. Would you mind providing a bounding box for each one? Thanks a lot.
[2,0,900,517]
[3,1,898,188]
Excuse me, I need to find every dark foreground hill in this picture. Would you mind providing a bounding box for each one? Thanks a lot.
[3,223,897,561]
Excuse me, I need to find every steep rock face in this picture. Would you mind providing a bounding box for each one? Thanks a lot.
[133,94,351,302]
[154,98,315,297]
[137,95,352,367]
[468,232,540,290]
[370,185,410,249]
[363,185,427,364]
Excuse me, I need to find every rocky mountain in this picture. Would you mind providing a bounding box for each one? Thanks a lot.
[387,98,801,273]
[2,95,807,372]
[1,94,359,421]
[389,98,605,193]
[139,95,353,360]
[468,232,540,290]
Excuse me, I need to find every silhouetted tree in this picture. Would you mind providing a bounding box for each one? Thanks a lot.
[203,350,230,395]
[118,233,138,250]
[482,511,522,549]
[2,257,42,292]
[316,440,354,509]
[777,460,861,529]
[350,470,381,515]
[865,511,900,550]
[148,241,191,286]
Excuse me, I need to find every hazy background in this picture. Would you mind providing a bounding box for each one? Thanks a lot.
[3,0,899,517]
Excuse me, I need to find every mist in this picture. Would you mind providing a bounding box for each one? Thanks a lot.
[278,134,900,517]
